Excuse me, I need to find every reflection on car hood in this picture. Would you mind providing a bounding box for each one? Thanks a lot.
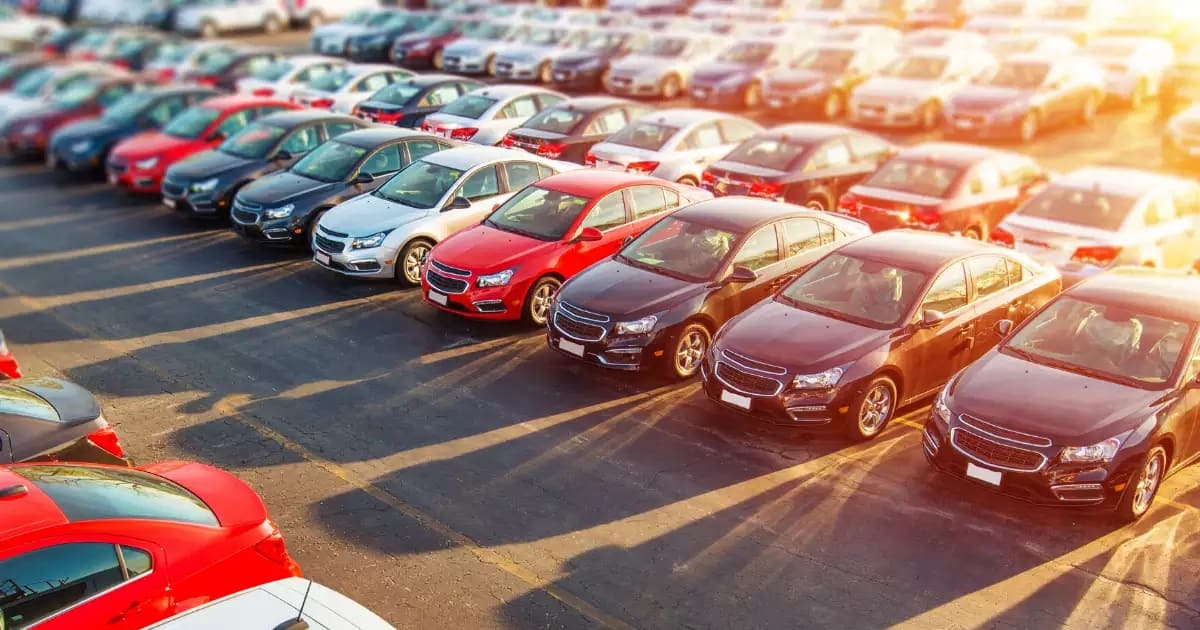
[560,259,703,318]
[239,171,340,207]
[764,68,831,90]
[718,299,888,372]
[432,224,558,274]
[855,76,942,99]
[949,84,1029,109]
[609,56,676,77]
[321,193,429,237]
[167,149,256,180]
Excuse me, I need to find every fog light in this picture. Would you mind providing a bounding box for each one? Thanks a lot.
[1051,483,1105,503]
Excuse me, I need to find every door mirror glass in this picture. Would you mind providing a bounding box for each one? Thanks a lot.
[273,149,292,161]
[995,318,1013,336]
[921,309,947,327]
[727,265,758,284]
[574,226,603,242]
[355,172,375,184]
[444,196,471,211]
[206,130,225,143]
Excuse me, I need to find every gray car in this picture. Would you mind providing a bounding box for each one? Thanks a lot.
[421,84,567,146]
[604,33,730,100]
[848,46,997,129]
[440,21,525,76]
[0,377,129,466]
[312,146,576,284]
[492,25,588,83]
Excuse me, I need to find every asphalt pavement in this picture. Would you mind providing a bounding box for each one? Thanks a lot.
[0,29,1197,630]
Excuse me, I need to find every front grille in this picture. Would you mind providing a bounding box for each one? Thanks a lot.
[232,209,258,224]
[314,234,345,254]
[430,260,470,277]
[553,303,606,341]
[959,414,1051,447]
[721,349,786,375]
[319,225,348,238]
[162,181,185,197]
[235,199,264,212]
[715,360,782,396]
[426,268,469,294]
[951,428,1046,472]
[442,56,461,68]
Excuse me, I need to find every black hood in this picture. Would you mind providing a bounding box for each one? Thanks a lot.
[559,259,706,319]
[167,149,258,181]
[50,116,132,150]
[238,170,342,207]
[717,299,890,373]
[509,127,568,142]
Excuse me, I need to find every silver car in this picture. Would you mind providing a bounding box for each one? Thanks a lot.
[421,84,567,146]
[492,25,587,83]
[985,33,1079,59]
[1078,36,1175,108]
[604,33,729,100]
[0,63,125,131]
[291,64,413,115]
[440,21,525,76]
[175,0,290,39]
[997,167,1200,286]
[311,146,576,284]
[235,55,346,101]
[848,46,997,129]
[585,108,762,185]
[310,9,399,57]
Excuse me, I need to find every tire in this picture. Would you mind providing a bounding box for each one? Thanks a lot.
[1081,92,1099,123]
[822,90,845,120]
[804,194,830,212]
[660,74,682,100]
[918,101,941,131]
[263,14,283,35]
[432,48,444,71]
[538,61,552,84]
[522,276,561,326]
[1018,111,1039,143]
[485,55,497,76]
[1116,445,1167,522]
[200,20,218,39]
[743,81,763,109]
[665,322,710,380]
[396,239,433,286]
[843,376,897,441]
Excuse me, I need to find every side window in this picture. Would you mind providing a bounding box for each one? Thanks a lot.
[241,55,273,77]
[355,74,391,93]
[361,144,402,176]
[629,186,668,220]
[968,164,1002,195]
[848,134,890,162]
[680,122,723,151]
[921,263,969,314]
[663,187,681,210]
[967,255,1010,299]
[0,543,129,629]
[293,64,329,83]
[781,218,823,256]
[732,226,781,271]
[536,164,554,179]
[582,191,628,230]
[420,85,461,108]
[817,220,835,244]
[120,546,152,577]
[584,108,628,136]
[324,121,359,139]
[1004,258,1023,287]
[808,140,852,171]
[405,139,445,163]
[457,166,500,200]
[503,161,543,191]
[215,109,251,136]
[501,96,539,119]
[281,125,320,154]
[1143,197,1177,226]
[146,96,184,126]
[717,118,759,144]
[98,85,132,107]
[536,93,565,109]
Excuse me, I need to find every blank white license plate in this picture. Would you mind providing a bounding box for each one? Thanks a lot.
[558,338,584,357]
[767,98,783,108]
[428,290,448,305]
[720,389,751,410]
[162,197,175,209]
[966,462,1002,486]
[314,252,331,265]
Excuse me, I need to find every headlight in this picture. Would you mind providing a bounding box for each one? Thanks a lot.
[350,231,391,250]
[189,177,219,194]
[613,315,658,335]
[263,203,295,219]
[933,386,952,426]
[476,268,515,287]
[1060,437,1123,464]
[70,139,93,154]
[792,367,843,390]
[134,156,159,170]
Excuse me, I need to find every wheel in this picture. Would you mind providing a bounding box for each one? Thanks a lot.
[918,101,941,131]
[432,48,444,70]
[1081,92,1099,123]
[1018,112,1039,143]
[676,175,698,186]
[485,55,497,76]
[263,14,283,35]
[822,90,844,119]
[522,276,561,326]
[843,376,897,441]
[397,239,432,286]
[1116,445,1167,522]
[538,61,552,84]
[665,323,710,380]
[200,20,218,39]
[963,225,984,240]
[660,74,682,100]
[743,81,763,109]
[307,10,326,27]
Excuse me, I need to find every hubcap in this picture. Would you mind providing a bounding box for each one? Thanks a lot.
[404,244,429,283]
[675,330,707,375]
[825,93,841,118]
[1132,452,1164,515]
[531,283,556,323]
[859,385,892,435]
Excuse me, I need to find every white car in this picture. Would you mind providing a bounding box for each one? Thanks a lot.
[312,146,576,284]
[0,6,60,48]
[145,578,394,630]
[175,0,290,39]
[236,55,346,101]
[900,28,988,52]
[492,25,589,83]
[819,24,903,49]
[792,0,856,27]
[285,0,382,27]
[848,46,997,129]
[961,0,1056,34]
[421,84,566,146]
[986,32,1079,59]
[586,108,762,185]
[291,64,412,115]
[1078,36,1175,108]
[0,63,125,131]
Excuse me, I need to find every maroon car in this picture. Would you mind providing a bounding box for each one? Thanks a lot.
[925,268,1200,522]
[390,17,474,71]
[2,75,142,157]
[834,142,1049,241]
[701,230,1061,440]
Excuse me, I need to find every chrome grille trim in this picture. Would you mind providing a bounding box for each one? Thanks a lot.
[318,225,349,239]
[713,361,784,397]
[557,301,610,323]
[314,234,345,255]
[949,427,1048,473]
[430,259,471,278]
[720,349,787,376]
[425,268,469,294]
[958,414,1052,447]
[553,309,606,343]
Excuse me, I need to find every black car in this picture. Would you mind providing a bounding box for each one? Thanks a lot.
[230,127,455,247]
[344,10,436,63]
[47,86,218,173]
[162,110,368,219]
[182,48,280,92]
[548,28,644,92]
[547,198,872,379]
[353,74,483,128]
[501,96,652,164]
[701,123,895,211]
[0,377,129,466]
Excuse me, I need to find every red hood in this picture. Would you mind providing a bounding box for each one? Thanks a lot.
[111,131,205,162]
[432,224,560,275]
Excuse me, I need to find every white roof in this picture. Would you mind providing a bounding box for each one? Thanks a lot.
[425,145,544,169]
[465,83,564,101]
[631,107,731,128]
[144,578,393,630]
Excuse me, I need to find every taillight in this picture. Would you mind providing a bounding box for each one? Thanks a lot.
[158,68,176,82]
[500,134,515,147]
[86,425,125,459]
[990,226,1015,248]
[420,120,432,131]
[450,127,478,141]
[701,171,715,187]
[584,152,597,167]
[1070,245,1122,266]
[254,527,295,569]
[42,44,59,55]
[310,97,334,109]
[113,59,131,70]
[79,51,97,61]
[837,194,859,216]
[253,87,275,97]
[197,77,218,88]
[625,160,659,174]
[749,181,784,199]
[537,142,567,159]
[911,207,942,229]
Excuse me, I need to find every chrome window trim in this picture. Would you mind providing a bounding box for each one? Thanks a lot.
[949,427,1048,473]
[720,348,787,376]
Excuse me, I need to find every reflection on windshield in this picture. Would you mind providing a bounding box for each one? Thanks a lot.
[862,159,961,198]
[724,138,809,170]
[1015,185,1137,231]
[606,122,678,151]
[439,94,496,119]
[198,49,236,74]
[12,67,52,97]
[778,253,929,328]
[793,48,854,72]
[291,140,366,182]
[485,186,590,241]
[1004,296,1192,388]
[635,37,688,57]
[219,123,285,159]
[102,91,156,123]
[254,60,295,82]
[619,217,740,281]
[375,159,464,209]
[882,55,949,79]
[307,68,353,92]
[163,105,220,139]
[987,61,1049,87]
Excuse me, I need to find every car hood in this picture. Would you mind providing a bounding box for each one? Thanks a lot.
[950,350,1161,442]
[500,43,558,62]
[433,224,558,274]
[949,84,1030,110]
[167,149,257,180]
[560,259,703,318]
[19,377,102,425]
[610,56,675,76]
[691,61,758,84]
[239,171,341,206]
[508,127,566,142]
[321,193,431,237]
[112,131,196,160]
[718,299,890,372]
[764,68,832,90]
[445,38,509,57]
[52,116,128,143]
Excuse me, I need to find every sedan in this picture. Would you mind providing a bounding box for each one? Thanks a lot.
[702,230,1061,439]
[352,74,483,128]
[1079,36,1175,108]
[548,28,645,93]
[343,10,436,63]
[233,128,455,249]
[491,23,579,83]
[1,74,140,157]
[389,15,476,70]
[313,146,572,285]
[702,124,895,210]
[688,37,803,109]
[234,55,344,101]
[1163,103,1200,164]
[899,28,988,52]
[291,64,412,115]
[548,198,870,378]
[1159,47,1200,118]
[439,21,524,76]
[586,108,762,186]
[0,376,128,465]
[421,171,711,325]
[181,48,281,92]
[0,53,47,91]
[162,110,367,219]
[0,461,302,629]
[604,32,729,100]
[925,268,1200,521]
[310,8,399,57]
[994,166,1200,285]
[837,142,1049,240]
[0,61,124,132]
[985,33,1079,59]
[420,84,566,146]
[502,96,652,164]
[761,42,898,120]
[848,47,997,129]
[142,41,237,85]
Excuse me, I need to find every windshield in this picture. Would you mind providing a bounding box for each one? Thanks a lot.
[606,121,678,151]
[219,122,286,159]
[577,31,625,52]
[50,81,100,108]
[635,37,689,57]
[0,384,59,421]
[723,137,811,170]
[439,94,495,119]
[103,91,157,124]
[197,48,237,74]
[862,158,961,198]
[485,186,591,241]
[717,42,775,64]
[163,105,221,139]
[420,18,457,36]
[987,36,1037,57]
[367,11,397,26]
[369,83,421,105]
[793,47,855,72]
[152,41,191,64]
[14,465,218,526]
[1004,297,1193,389]
[1014,185,1138,231]
[987,60,1049,87]
[307,68,354,92]
[1038,3,1087,19]
[291,140,366,182]
[618,217,740,282]
[253,59,294,82]
[465,22,510,39]
[523,107,585,134]
[882,55,949,79]
[12,67,52,97]
[375,159,465,208]
[778,253,930,328]
[528,26,568,46]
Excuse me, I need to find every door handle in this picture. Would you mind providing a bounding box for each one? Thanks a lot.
[112,600,143,622]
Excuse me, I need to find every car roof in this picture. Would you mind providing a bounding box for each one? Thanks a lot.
[424,145,527,169]
[761,123,861,143]
[149,85,219,99]
[1067,268,1200,322]
[339,127,445,147]
[283,54,342,66]
[0,466,68,540]
[838,230,1012,273]
[197,94,290,111]
[1051,167,1191,197]
[257,109,355,126]
[344,63,402,75]
[673,197,832,232]
[1001,53,1059,65]
[550,95,634,112]
[467,83,559,99]
[631,107,729,127]
[397,73,479,87]
[144,578,391,630]
[537,170,667,196]
[894,141,1009,167]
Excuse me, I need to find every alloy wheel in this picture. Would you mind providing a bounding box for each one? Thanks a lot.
[674,328,708,378]
[1019,113,1038,143]
[1132,450,1165,516]
[858,384,892,437]
[530,282,556,325]
[1082,94,1098,123]
[403,243,430,284]
[744,83,762,109]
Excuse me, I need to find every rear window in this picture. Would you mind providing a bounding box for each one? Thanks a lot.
[724,137,811,170]
[439,94,497,119]
[606,121,678,151]
[0,385,59,422]
[1015,184,1139,231]
[15,465,219,526]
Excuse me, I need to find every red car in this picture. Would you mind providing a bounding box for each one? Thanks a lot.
[106,95,296,194]
[834,142,1049,241]
[2,76,141,157]
[421,171,711,325]
[0,329,20,380]
[0,461,301,629]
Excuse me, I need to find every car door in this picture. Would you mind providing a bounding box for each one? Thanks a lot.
[781,217,839,280]
[558,189,632,276]
[721,222,785,316]
[674,121,726,177]
[899,261,978,398]
[444,163,502,232]
[1176,348,1200,467]
[1136,193,1190,268]
[802,138,858,207]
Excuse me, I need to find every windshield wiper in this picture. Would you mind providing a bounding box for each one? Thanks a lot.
[616,254,693,281]
[494,223,548,240]
[1004,346,1144,388]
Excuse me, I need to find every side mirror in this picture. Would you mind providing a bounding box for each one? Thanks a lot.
[355,172,375,185]
[574,226,603,242]
[995,319,1013,336]
[206,130,226,143]
[274,149,293,161]
[727,265,758,284]
[444,196,471,211]
[920,309,947,328]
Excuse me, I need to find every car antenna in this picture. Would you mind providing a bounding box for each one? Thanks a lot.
[272,580,313,630]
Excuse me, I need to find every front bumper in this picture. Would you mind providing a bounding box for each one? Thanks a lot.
[848,101,924,128]
[47,141,107,172]
[689,83,747,107]
[550,66,605,91]
[763,88,831,113]
[942,111,1024,141]
[106,159,165,194]
[311,230,394,278]
[230,202,306,245]
[493,59,541,81]
[606,75,663,97]
[393,47,435,68]
[699,352,850,426]
[420,266,524,321]
[2,129,48,155]
[442,54,489,75]
[543,309,672,372]
[161,177,225,217]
